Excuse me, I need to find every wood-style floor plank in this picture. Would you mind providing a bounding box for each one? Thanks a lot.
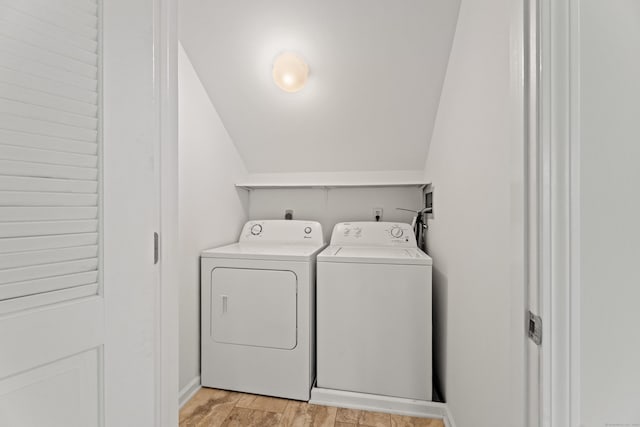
[180,388,242,427]
[335,408,360,424]
[235,394,290,413]
[221,407,283,427]
[390,414,444,427]
[358,410,391,427]
[179,388,444,427]
[336,408,392,427]
[282,401,337,427]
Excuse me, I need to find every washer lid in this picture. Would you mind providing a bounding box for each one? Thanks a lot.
[318,245,432,266]
[201,242,326,262]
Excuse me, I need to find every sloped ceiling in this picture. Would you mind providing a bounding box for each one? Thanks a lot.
[179,0,460,174]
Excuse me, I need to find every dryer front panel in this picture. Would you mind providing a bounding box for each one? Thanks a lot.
[210,268,297,350]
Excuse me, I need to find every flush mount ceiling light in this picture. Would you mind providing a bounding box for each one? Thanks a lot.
[272,52,309,93]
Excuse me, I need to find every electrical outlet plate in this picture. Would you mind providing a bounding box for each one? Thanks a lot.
[373,208,383,221]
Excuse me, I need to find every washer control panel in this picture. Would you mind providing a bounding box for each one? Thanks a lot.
[240,220,323,245]
[331,222,416,247]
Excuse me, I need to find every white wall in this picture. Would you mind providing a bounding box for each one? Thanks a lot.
[423,0,513,426]
[180,0,460,174]
[580,2,640,425]
[178,44,249,392]
[249,187,422,242]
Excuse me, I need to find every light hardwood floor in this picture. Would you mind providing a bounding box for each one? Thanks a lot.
[180,388,445,427]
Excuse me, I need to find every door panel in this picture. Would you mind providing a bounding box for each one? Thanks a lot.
[211,268,297,350]
[0,350,100,427]
[0,0,100,306]
[0,298,103,380]
[0,0,161,425]
[0,1,105,424]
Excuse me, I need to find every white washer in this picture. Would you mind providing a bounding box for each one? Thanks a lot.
[201,220,325,401]
[316,222,433,401]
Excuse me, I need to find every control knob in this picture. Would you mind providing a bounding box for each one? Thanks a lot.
[390,226,404,238]
[250,224,262,236]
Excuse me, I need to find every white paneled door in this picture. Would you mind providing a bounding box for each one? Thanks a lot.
[0,0,168,425]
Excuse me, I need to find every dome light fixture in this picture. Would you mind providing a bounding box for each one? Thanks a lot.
[272,51,309,93]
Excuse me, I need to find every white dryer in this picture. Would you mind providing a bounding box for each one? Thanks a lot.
[316,222,433,401]
[201,220,325,401]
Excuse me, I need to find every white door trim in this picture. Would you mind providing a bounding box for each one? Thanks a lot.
[509,0,529,426]
[567,2,581,423]
[537,0,581,425]
[154,0,179,425]
[523,0,542,425]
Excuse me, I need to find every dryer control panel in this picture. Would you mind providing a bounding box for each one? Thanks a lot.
[240,220,324,245]
[330,222,417,247]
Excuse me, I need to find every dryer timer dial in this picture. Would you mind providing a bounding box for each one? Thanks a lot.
[390,226,404,238]
[250,224,262,235]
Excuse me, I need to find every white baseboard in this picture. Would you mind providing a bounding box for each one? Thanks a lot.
[179,380,456,426]
[310,387,450,422]
[179,376,201,409]
[443,403,457,427]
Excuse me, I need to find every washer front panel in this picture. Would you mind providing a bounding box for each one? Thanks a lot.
[317,261,432,401]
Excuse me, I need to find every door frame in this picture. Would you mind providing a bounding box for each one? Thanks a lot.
[510,1,530,427]
[154,1,551,425]
[535,0,582,426]
[154,0,179,425]
[103,0,179,424]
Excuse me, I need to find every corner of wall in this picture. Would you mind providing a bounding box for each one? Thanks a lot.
[178,43,250,391]
[178,42,249,180]
[419,1,514,425]
[423,0,463,183]
[178,375,201,409]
